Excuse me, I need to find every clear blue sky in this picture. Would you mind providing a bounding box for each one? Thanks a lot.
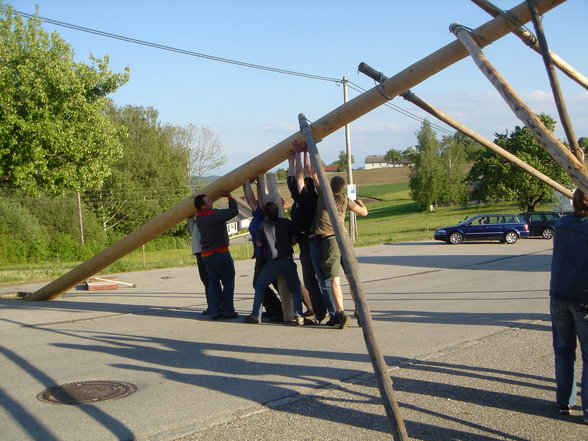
[9,0,588,176]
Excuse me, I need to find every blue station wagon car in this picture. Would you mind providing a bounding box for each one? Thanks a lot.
[434,214,529,244]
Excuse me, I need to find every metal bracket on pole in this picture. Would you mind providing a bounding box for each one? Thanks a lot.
[298,113,408,441]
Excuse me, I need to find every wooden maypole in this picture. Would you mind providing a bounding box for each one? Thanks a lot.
[24,0,565,301]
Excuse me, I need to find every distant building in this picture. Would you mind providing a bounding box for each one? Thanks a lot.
[324,164,338,172]
[364,154,408,169]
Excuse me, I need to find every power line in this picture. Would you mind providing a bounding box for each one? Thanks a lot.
[11,9,342,84]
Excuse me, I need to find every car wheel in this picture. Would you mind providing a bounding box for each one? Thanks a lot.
[504,231,518,244]
[449,232,463,244]
[542,227,554,239]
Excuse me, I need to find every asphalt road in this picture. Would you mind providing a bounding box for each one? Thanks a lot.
[1,238,585,440]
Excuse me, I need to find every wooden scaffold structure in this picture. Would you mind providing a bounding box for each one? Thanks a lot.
[19,0,588,439]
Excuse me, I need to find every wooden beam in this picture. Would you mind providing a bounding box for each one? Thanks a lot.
[23,0,566,301]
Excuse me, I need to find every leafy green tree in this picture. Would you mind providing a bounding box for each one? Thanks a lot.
[335,151,354,172]
[438,135,469,205]
[0,4,130,195]
[409,120,445,209]
[453,131,484,161]
[276,168,288,181]
[384,149,402,164]
[466,114,572,211]
[89,105,190,236]
[578,136,588,150]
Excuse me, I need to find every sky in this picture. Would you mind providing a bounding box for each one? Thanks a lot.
[7,0,588,176]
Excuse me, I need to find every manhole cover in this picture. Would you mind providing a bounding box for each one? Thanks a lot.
[37,380,137,405]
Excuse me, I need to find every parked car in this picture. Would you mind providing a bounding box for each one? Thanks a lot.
[434,213,529,245]
[518,211,561,239]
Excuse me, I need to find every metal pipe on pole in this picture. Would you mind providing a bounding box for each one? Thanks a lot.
[23,0,565,301]
[299,113,408,441]
[357,62,573,199]
[342,77,357,242]
[471,0,588,91]
[450,23,588,195]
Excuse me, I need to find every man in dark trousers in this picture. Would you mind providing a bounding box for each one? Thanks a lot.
[244,201,304,325]
[187,214,209,314]
[195,192,239,320]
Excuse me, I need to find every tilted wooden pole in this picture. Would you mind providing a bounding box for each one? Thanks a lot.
[450,23,588,195]
[526,0,581,158]
[299,113,408,441]
[24,0,565,301]
[357,62,573,199]
[471,0,588,91]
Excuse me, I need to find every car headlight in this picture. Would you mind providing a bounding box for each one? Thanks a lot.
[436,229,446,234]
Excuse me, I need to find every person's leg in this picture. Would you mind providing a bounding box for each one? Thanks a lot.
[571,302,588,420]
[203,255,222,317]
[218,252,236,316]
[281,258,303,318]
[300,238,326,320]
[309,237,336,318]
[195,252,210,313]
[330,276,344,312]
[550,298,578,409]
[254,256,282,318]
[300,284,313,314]
[252,260,279,320]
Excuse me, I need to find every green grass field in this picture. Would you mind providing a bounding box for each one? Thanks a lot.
[0,178,552,286]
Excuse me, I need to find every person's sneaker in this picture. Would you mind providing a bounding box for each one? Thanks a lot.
[559,404,573,415]
[211,313,223,320]
[244,315,260,324]
[221,312,239,319]
[303,317,319,325]
[325,316,338,326]
[295,316,305,326]
[303,310,315,318]
[337,312,350,330]
[315,314,326,324]
[354,310,362,327]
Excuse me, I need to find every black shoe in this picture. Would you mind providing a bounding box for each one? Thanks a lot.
[303,317,319,325]
[202,309,211,316]
[325,316,338,326]
[244,315,260,324]
[268,315,284,323]
[559,404,573,415]
[354,310,362,327]
[303,310,315,318]
[315,314,326,324]
[337,312,350,329]
[221,312,238,319]
[211,314,223,320]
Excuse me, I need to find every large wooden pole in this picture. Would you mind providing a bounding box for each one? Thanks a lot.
[24,0,565,301]
[300,113,408,441]
[450,23,588,195]
[357,62,573,199]
[471,0,588,91]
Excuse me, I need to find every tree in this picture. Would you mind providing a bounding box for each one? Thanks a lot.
[453,131,484,161]
[89,105,190,235]
[466,114,573,211]
[173,124,227,190]
[335,150,354,172]
[438,135,469,205]
[384,149,402,165]
[0,4,129,195]
[409,120,445,209]
[578,136,588,150]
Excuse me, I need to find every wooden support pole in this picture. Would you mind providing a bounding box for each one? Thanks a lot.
[526,0,581,157]
[23,0,565,301]
[471,0,588,91]
[450,23,588,195]
[299,113,408,441]
[357,62,573,199]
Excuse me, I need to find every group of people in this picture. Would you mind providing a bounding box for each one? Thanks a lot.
[187,144,367,329]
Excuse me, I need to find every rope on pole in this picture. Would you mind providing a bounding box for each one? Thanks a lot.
[299,113,409,441]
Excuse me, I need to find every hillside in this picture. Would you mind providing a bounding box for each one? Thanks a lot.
[331,166,410,186]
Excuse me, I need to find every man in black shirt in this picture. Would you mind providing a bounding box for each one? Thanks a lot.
[287,150,326,323]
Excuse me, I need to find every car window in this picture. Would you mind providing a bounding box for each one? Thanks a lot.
[545,213,558,221]
[529,214,543,222]
[504,215,516,223]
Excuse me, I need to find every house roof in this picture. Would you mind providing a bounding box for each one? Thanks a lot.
[365,154,386,163]
[324,165,338,172]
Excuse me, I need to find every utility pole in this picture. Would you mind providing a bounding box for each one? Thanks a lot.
[343,77,357,241]
[76,191,84,245]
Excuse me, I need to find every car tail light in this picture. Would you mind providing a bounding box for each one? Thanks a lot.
[524,224,529,231]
